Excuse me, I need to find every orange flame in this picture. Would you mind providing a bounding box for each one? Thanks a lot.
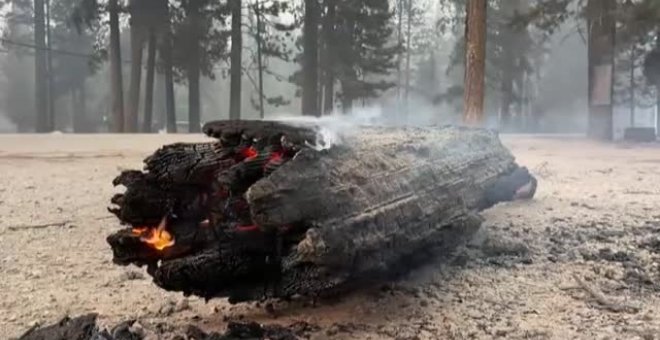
[131,217,174,251]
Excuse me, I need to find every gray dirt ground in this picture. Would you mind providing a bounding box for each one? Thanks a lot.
[1,134,660,340]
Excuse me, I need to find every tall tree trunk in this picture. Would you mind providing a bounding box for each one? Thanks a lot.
[657,88,660,138]
[163,32,177,132]
[498,0,520,132]
[159,0,176,132]
[154,72,166,130]
[229,0,242,120]
[463,0,487,126]
[109,0,125,132]
[255,1,265,119]
[71,89,77,131]
[338,13,356,114]
[187,1,202,132]
[302,0,320,116]
[142,29,157,133]
[341,94,352,113]
[396,0,403,102]
[404,0,412,114]
[126,13,144,133]
[586,0,615,140]
[629,45,635,127]
[73,84,87,132]
[322,0,335,114]
[45,0,55,131]
[34,0,48,132]
[499,71,514,130]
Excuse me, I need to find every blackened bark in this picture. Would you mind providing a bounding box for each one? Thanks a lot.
[34,0,48,132]
[143,29,157,133]
[302,0,320,116]
[109,0,124,133]
[229,0,242,120]
[463,0,487,126]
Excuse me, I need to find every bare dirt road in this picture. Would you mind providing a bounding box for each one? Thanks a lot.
[1,134,659,339]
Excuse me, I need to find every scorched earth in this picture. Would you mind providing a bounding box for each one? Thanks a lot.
[1,134,660,339]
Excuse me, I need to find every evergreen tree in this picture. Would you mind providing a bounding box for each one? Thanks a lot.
[331,0,399,111]
[244,0,296,116]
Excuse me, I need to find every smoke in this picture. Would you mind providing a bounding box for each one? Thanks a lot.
[269,97,462,149]
[270,107,381,150]
[0,111,17,133]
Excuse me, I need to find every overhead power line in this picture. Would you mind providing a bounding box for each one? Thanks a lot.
[0,37,132,64]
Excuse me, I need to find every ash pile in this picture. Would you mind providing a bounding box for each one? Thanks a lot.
[106,120,537,303]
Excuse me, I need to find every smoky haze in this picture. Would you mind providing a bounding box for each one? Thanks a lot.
[0,0,657,140]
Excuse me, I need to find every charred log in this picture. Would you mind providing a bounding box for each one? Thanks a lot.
[18,314,313,340]
[106,121,537,303]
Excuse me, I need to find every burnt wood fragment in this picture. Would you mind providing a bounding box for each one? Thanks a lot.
[18,315,308,340]
[18,314,103,340]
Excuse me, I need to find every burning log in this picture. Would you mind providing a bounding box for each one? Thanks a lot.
[107,120,537,302]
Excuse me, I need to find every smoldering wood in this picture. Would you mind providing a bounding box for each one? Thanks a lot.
[107,120,537,302]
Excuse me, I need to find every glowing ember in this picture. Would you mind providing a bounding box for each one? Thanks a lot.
[269,151,283,163]
[131,217,174,251]
[131,227,148,235]
[241,146,258,160]
[236,224,260,232]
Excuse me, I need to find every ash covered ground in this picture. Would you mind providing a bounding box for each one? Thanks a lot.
[1,134,660,339]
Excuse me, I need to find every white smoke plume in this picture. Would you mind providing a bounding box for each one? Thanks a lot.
[269,98,462,149]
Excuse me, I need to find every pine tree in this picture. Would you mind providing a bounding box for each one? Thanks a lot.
[244,0,296,117]
[332,0,398,111]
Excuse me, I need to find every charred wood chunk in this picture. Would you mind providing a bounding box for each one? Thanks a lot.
[109,176,206,226]
[18,314,101,340]
[482,166,538,209]
[203,120,320,148]
[152,247,275,301]
[109,172,172,226]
